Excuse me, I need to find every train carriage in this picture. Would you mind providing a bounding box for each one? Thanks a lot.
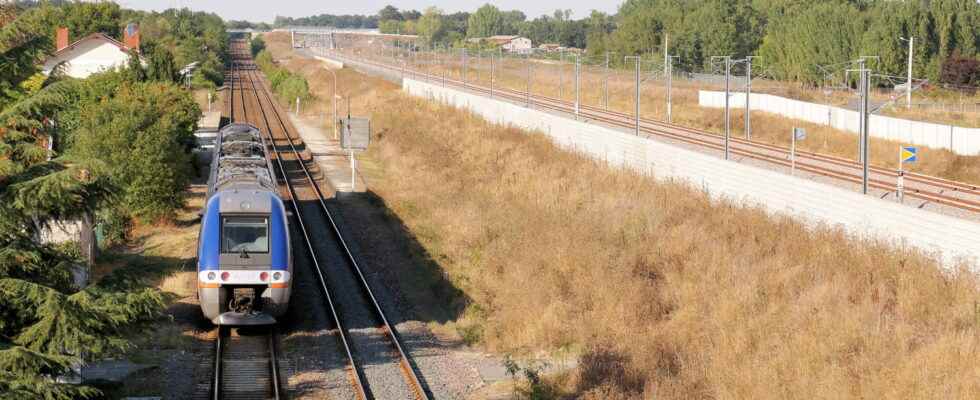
[198,122,292,325]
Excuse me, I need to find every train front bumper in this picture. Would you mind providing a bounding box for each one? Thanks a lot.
[198,270,291,325]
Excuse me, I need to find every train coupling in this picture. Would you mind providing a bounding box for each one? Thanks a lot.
[214,311,276,326]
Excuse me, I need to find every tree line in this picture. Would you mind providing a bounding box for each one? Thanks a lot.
[282,1,980,87]
[274,13,379,29]
[1,3,218,397]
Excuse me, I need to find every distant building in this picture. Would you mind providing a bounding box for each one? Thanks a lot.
[538,43,562,52]
[467,35,533,54]
[538,43,583,54]
[42,24,141,79]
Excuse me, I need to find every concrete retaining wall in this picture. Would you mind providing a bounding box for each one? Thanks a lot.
[699,90,980,155]
[312,55,344,69]
[324,52,404,84]
[407,78,980,269]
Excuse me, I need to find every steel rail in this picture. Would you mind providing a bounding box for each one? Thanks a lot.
[480,83,980,210]
[211,327,224,400]
[328,50,980,213]
[525,88,980,196]
[243,47,431,400]
[208,51,286,400]
[228,41,370,400]
[210,326,283,400]
[269,329,283,400]
[373,48,977,192]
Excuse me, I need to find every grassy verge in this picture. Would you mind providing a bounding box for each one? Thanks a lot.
[268,32,980,399]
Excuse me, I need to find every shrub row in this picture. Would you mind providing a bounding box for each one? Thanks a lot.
[254,50,310,104]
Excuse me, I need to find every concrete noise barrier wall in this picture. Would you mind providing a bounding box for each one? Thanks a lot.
[406,78,980,270]
[699,90,980,156]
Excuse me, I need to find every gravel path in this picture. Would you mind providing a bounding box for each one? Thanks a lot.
[324,195,494,399]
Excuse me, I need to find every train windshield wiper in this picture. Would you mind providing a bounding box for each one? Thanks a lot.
[240,247,250,259]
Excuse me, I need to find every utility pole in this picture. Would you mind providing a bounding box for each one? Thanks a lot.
[604,51,610,110]
[859,59,871,194]
[745,56,756,140]
[462,48,467,88]
[526,53,533,107]
[901,36,914,109]
[490,51,494,98]
[666,55,679,124]
[625,56,641,135]
[847,58,873,194]
[574,55,580,116]
[712,56,734,160]
[559,49,565,99]
[725,57,732,160]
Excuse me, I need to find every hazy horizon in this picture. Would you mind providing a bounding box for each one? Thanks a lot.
[116,1,621,23]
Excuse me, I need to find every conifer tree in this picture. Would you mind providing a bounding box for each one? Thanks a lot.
[0,7,164,398]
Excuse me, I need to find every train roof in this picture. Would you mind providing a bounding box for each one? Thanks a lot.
[209,123,278,193]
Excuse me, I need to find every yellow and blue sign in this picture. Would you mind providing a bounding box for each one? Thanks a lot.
[901,146,917,163]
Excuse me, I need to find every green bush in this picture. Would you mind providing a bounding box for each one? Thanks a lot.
[250,35,266,57]
[69,81,200,223]
[254,50,311,104]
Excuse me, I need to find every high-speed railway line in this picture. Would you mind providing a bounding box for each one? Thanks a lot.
[323,47,980,215]
[221,39,431,400]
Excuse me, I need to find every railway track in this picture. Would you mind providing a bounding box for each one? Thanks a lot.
[325,48,980,215]
[211,327,283,400]
[226,39,431,400]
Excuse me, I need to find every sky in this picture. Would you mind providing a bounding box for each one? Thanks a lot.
[117,0,622,23]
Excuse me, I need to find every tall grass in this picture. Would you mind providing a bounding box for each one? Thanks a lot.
[266,32,980,399]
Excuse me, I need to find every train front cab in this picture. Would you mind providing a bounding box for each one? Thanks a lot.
[198,190,291,325]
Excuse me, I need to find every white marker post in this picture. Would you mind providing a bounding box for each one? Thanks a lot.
[898,146,917,203]
[333,94,341,140]
[897,147,904,203]
[207,92,212,112]
[791,128,806,176]
[340,116,371,193]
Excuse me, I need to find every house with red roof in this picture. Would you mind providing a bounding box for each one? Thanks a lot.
[42,23,141,78]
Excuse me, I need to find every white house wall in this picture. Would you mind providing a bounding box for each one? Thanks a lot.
[44,40,130,78]
[405,78,980,270]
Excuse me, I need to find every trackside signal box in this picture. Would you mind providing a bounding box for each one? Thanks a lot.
[340,117,370,151]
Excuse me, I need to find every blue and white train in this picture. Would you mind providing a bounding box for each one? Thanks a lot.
[198,123,292,325]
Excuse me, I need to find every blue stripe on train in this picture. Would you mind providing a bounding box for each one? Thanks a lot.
[269,193,288,270]
[198,195,222,270]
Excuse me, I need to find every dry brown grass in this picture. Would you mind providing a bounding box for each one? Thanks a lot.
[342,46,980,185]
[272,33,980,399]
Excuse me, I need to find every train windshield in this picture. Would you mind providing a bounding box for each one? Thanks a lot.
[221,216,269,253]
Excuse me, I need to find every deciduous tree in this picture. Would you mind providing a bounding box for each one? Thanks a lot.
[467,4,504,38]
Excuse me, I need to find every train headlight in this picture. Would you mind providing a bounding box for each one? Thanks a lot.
[207,272,216,281]
[220,272,230,281]
[259,272,269,282]
[273,272,282,281]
